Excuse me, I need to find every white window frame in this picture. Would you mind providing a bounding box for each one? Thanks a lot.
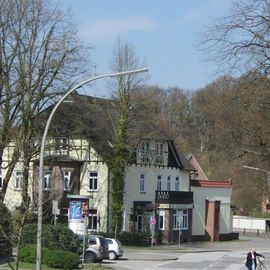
[157,175,162,190]
[175,176,180,191]
[140,173,145,193]
[89,209,98,231]
[173,209,188,230]
[53,137,68,155]
[43,171,52,191]
[182,209,188,230]
[88,172,98,191]
[14,171,23,191]
[167,176,171,191]
[158,210,165,230]
[63,170,71,191]
[156,143,164,155]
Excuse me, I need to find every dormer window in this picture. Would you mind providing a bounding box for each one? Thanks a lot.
[53,137,68,155]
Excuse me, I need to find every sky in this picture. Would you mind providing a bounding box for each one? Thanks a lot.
[58,0,232,97]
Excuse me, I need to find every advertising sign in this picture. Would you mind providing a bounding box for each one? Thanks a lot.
[68,201,82,223]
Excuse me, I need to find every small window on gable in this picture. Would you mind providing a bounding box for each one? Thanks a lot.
[14,171,23,191]
[140,174,145,193]
[88,172,98,191]
[175,176,180,191]
[157,175,162,191]
[63,170,71,191]
[54,137,68,155]
[43,171,52,191]
[167,176,171,191]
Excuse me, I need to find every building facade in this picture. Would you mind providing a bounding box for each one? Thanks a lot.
[1,93,236,243]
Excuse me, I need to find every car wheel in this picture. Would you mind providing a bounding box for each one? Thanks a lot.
[84,252,96,263]
[108,251,117,260]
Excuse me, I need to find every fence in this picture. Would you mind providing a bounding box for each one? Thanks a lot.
[233,228,270,237]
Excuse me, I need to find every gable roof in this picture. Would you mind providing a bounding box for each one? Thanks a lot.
[41,92,192,169]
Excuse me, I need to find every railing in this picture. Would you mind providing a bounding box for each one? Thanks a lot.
[233,228,270,237]
[155,190,193,204]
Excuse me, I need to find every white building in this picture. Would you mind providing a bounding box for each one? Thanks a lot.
[1,93,236,243]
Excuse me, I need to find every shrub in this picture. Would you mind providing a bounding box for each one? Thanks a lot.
[21,224,81,253]
[0,202,13,258]
[44,249,80,270]
[114,231,149,246]
[20,244,80,269]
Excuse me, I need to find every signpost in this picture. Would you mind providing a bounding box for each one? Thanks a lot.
[178,210,183,246]
[150,217,156,248]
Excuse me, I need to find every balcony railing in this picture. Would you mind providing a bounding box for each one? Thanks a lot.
[155,190,193,204]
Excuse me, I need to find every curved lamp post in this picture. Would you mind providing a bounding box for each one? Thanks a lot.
[36,68,148,270]
[243,165,270,174]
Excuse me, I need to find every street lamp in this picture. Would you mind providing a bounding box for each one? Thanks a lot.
[36,68,148,270]
[243,165,270,174]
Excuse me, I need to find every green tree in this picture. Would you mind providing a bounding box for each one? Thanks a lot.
[109,39,146,233]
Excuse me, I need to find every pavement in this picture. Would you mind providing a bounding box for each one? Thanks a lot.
[111,235,270,268]
[1,235,270,269]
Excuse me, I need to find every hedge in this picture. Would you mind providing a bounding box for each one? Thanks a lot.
[21,223,81,253]
[20,244,80,269]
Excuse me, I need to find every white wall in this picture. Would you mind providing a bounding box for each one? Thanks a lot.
[191,185,232,236]
[233,216,267,231]
[123,164,190,231]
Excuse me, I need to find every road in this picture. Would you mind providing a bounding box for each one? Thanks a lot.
[103,236,270,270]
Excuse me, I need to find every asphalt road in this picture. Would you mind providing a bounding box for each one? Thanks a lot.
[103,235,270,270]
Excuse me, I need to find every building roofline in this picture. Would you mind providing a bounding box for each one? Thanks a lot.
[190,179,232,188]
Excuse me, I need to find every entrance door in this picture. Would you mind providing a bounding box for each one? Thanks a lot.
[136,215,143,232]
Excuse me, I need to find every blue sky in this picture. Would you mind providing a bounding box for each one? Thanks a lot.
[58,0,231,96]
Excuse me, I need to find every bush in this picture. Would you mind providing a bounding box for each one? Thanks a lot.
[20,244,80,269]
[44,249,80,269]
[21,224,81,254]
[103,231,149,246]
[0,202,13,258]
[20,244,46,263]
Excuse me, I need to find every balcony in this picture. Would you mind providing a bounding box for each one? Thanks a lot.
[155,190,193,204]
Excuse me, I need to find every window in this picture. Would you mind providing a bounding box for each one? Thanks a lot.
[157,175,162,191]
[155,143,164,164]
[89,209,98,230]
[54,137,68,155]
[173,209,188,230]
[140,174,145,193]
[175,176,180,191]
[43,171,52,190]
[167,176,171,191]
[0,170,2,189]
[14,171,23,191]
[63,170,71,191]
[141,141,150,153]
[182,209,188,230]
[88,172,98,191]
[156,143,164,155]
[158,210,165,230]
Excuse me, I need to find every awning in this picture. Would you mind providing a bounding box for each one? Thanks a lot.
[133,201,155,210]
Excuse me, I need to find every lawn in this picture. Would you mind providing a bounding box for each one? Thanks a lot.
[0,262,112,270]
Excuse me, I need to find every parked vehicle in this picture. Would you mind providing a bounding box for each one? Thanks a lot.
[82,235,108,263]
[105,237,123,260]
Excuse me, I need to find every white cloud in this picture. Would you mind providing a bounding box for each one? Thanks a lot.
[79,15,158,43]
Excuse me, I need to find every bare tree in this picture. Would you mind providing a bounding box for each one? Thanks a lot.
[200,0,270,76]
[0,0,88,201]
[0,0,90,268]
